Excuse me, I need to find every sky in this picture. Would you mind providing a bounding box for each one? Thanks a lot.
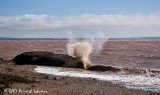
[0,0,160,38]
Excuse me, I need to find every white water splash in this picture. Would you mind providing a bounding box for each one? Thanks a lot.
[91,31,109,51]
[35,66,160,93]
[66,31,108,68]
[67,41,93,69]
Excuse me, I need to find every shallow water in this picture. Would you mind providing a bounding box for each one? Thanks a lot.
[35,66,160,93]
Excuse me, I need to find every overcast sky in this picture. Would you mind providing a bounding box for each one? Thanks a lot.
[0,0,160,38]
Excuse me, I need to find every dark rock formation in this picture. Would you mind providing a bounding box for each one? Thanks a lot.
[12,51,84,69]
[12,51,121,71]
[87,65,120,72]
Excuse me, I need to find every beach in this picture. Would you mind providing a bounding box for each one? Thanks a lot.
[0,61,159,95]
[0,40,160,95]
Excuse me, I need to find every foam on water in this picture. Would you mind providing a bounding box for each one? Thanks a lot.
[35,66,160,93]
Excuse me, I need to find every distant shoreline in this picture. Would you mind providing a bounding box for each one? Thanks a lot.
[0,37,160,41]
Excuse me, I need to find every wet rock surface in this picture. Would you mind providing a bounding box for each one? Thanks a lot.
[12,51,121,72]
[12,51,84,69]
[87,65,120,72]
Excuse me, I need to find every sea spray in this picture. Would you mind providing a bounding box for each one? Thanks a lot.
[92,32,109,51]
[67,41,93,69]
[91,38,108,51]
[66,31,109,68]
[66,38,108,69]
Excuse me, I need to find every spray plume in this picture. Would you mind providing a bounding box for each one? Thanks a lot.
[67,31,108,69]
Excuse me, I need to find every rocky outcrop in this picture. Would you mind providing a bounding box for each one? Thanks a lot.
[87,65,120,72]
[12,51,120,71]
[12,51,84,69]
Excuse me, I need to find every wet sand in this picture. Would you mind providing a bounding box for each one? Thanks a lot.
[0,41,160,95]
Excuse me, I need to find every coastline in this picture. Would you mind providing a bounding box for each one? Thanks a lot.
[0,40,160,95]
[0,61,159,95]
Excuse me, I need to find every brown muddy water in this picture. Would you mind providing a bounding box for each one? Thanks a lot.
[0,41,159,69]
[0,40,160,93]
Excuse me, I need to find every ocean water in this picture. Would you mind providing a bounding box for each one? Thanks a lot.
[34,40,160,93]
[0,40,160,93]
